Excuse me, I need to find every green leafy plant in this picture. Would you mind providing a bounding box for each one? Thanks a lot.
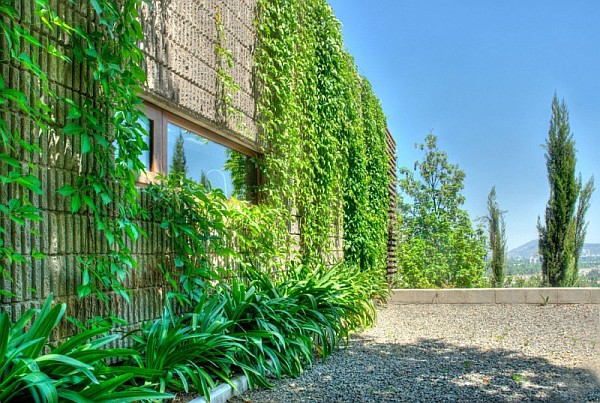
[538,94,595,287]
[214,3,244,129]
[511,373,525,382]
[222,262,387,387]
[396,133,487,288]
[127,303,249,397]
[219,276,314,386]
[254,0,391,269]
[0,294,172,402]
[146,173,234,306]
[486,186,507,287]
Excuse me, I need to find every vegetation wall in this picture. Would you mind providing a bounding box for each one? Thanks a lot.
[0,0,395,339]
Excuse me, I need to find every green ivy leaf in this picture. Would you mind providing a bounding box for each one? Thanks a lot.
[81,134,91,154]
[77,284,92,299]
[71,195,82,213]
[57,185,77,197]
[67,106,82,120]
[62,122,84,135]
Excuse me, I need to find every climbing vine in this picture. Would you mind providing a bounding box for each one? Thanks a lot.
[0,0,49,297]
[254,0,390,271]
[58,0,148,302]
[0,0,148,303]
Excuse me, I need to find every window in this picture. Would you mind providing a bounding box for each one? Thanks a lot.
[137,114,152,171]
[138,102,259,202]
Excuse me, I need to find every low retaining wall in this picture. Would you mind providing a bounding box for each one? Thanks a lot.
[390,288,600,305]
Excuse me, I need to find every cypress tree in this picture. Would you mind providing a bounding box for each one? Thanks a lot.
[486,186,506,287]
[199,170,212,191]
[170,132,188,177]
[538,94,593,286]
[573,175,595,282]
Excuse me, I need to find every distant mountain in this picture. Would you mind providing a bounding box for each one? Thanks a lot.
[508,240,539,259]
[508,240,600,260]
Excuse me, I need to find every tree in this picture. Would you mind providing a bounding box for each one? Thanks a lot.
[396,133,486,288]
[486,186,506,287]
[170,132,188,177]
[199,170,212,191]
[574,175,595,277]
[538,94,595,286]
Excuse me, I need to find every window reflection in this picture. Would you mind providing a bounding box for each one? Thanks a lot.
[167,122,256,200]
[137,115,152,171]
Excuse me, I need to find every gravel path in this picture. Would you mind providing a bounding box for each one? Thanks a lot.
[231,304,600,402]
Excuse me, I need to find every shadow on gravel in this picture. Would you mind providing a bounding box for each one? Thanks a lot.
[233,335,600,402]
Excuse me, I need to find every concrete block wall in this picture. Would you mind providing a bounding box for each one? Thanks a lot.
[140,0,259,149]
[0,0,171,340]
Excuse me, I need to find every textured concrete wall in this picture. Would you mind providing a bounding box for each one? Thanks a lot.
[0,0,266,340]
[140,0,259,150]
[0,0,170,340]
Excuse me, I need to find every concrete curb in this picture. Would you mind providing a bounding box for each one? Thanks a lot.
[188,373,249,403]
[390,288,600,304]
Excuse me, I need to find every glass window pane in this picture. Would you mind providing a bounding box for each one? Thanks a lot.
[167,122,256,200]
[137,115,152,170]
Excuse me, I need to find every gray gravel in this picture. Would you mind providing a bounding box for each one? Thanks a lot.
[231,304,600,402]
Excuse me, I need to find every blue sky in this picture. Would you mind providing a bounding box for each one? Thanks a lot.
[328,0,600,249]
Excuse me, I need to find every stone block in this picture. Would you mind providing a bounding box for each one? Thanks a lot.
[441,289,496,304]
[390,289,438,304]
[590,289,600,304]
[495,289,526,304]
[523,288,558,304]
[556,288,591,304]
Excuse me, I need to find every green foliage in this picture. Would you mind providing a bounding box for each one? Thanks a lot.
[504,275,544,288]
[538,95,595,286]
[486,187,507,287]
[146,173,234,306]
[222,261,387,388]
[146,172,291,306]
[0,0,50,296]
[214,3,243,128]
[120,260,386,398]
[128,306,244,396]
[579,269,600,287]
[58,0,148,302]
[396,134,486,288]
[574,177,595,269]
[255,0,390,270]
[0,0,149,303]
[1,0,393,400]
[224,150,259,202]
[225,198,289,273]
[344,80,390,272]
[1,0,391,299]
[0,294,172,402]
